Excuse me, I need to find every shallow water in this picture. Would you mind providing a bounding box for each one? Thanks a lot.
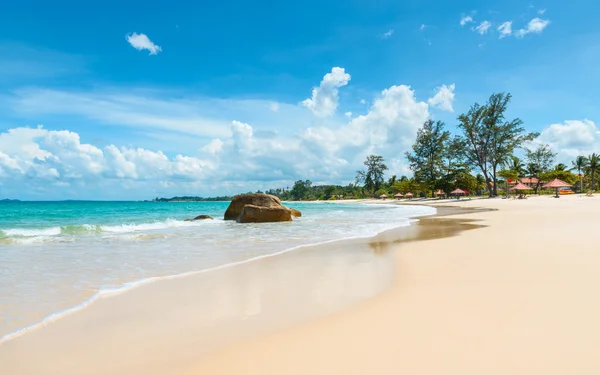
[0,200,435,340]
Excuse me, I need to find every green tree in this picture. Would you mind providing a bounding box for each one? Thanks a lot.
[457,93,537,197]
[507,156,526,178]
[571,156,587,192]
[356,155,388,193]
[290,180,312,200]
[585,153,600,191]
[475,173,486,196]
[405,120,450,197]
[554,163,568,171]
[526,144,556,193]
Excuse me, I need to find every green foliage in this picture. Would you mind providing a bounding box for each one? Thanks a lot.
[540,170,578,185]
[356,155,388,193]
[405,120,450,197]
[457,92,537,197]
[526,144,556,193]
[585,153,600,191]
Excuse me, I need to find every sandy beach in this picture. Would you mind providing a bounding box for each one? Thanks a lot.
[187,194,600,375]
[2,195,599,374]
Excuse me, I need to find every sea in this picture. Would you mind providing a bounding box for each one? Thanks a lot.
[0,200,435,342]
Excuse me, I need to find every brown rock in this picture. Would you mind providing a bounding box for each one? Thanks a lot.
[184,215,214,222]
[290,208,302,218]
[224,194,283,220]
[236,204,292,223]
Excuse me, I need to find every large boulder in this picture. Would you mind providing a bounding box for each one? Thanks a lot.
[224,194,283,220]
[184,215,214,222]
[236,204,292,223]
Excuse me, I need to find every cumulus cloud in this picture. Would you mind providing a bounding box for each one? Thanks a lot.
[381,29,394,39]
[301,67,351,117]
[460,16,474,26]
[475,21,492,35]
[536,120,600,160]
[427,84,456,112]
[498,21,512,38]
[126,32,162,55]
[515,18,550,38]
[344,111,352,118]
[0,126,215,198]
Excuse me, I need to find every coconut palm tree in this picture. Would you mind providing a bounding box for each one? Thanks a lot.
[571,156,587,192]
[507,156,526,178]
[554,163,568,171]
[585,153,600,191]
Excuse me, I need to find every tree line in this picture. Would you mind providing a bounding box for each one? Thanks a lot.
[269,92,599,201]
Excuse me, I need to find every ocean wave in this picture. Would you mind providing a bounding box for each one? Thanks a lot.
[1,227,62,237]
[0,219,215,242]
[0,210,432,345]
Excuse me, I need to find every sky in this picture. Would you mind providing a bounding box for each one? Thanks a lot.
[1,0,599,200]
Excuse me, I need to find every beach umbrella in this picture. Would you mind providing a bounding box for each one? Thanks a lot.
[542,178,572,198]
[394,193,403,200]
[510,182,532,191]
[510,181,532,199]
[404,192,413,199]
[435,189,444,198]
[379,194,388,200]
[450,188,466,200]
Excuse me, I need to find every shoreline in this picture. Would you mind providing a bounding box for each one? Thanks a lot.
[187,194,600,375]
[0,203,461,374]
[0,203,435,345]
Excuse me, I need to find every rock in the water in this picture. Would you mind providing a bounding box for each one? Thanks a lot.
[224,194,282,220]
[290,208,302,218]
[236,204,292,223]
[184,215,214,222]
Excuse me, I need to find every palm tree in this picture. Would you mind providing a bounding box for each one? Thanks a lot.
[525,162,541,193]
[507,156,526,179]
[585,153,600,191]
[571,156,587,193]
[554,163,568,171]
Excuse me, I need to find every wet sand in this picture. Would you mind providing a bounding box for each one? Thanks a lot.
[0,208,479,375]
[187,195,600,375]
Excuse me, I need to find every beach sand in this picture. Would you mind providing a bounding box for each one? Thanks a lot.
[186,194,600,375]
[2,195,599,374]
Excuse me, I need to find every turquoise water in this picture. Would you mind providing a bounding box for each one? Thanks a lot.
[0,200,435,341]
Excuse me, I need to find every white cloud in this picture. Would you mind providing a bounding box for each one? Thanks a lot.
[11,88,312,141]
[381,29,394,39]
[269,102,280,112]
[344,111,352,118]
[0,126,215,198]
[301,67,351,117]
[536,120,600,161]
[427,84,456,112]
[419,24,427,31]
[126,33,162,55]
[498,21,512,38]
[515,18,550,38]
[360,99,366,104]
[475,21,492,35]
[460,16,474,26]
[1,80,448,199]
[538,9,546,15]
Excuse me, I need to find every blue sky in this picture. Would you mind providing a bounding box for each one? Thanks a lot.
[1,0,599,199]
